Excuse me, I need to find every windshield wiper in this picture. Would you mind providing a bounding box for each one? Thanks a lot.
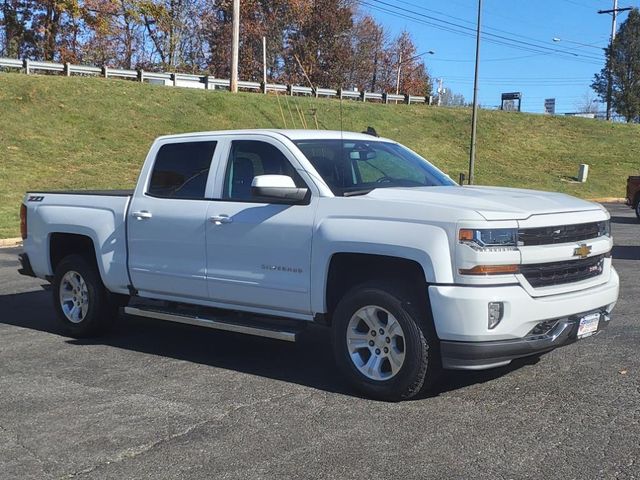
[343,188,375,197]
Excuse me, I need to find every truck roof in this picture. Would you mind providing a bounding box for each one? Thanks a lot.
[156,129,394,143]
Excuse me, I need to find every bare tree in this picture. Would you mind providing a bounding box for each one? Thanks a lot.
[576,90,600,114]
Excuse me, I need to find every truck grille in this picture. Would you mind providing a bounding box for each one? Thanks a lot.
[520,255,605,288]
[519,222,602,246]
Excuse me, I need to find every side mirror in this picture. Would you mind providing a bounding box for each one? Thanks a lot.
[251,175,309,203]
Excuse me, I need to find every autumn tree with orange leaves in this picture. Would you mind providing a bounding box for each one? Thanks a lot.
[0,0,433,96]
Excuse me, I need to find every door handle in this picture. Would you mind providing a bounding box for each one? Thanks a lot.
[132,210,153,220]
[210,214,232,225]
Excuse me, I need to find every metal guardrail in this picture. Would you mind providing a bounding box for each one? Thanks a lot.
[0,58,22,68]
[0,57,432,106]
[106,67,137,79]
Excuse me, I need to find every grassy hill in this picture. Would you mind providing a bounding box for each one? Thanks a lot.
[1,72,639,238]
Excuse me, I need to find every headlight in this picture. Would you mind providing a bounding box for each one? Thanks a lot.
[598,220,610,237]
[459,228,518,251]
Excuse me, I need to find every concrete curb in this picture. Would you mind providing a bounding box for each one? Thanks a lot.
[0,237,22,248]
[587,198,627,204]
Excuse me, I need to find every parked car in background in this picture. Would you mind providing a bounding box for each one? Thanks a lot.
[626,175,640,219]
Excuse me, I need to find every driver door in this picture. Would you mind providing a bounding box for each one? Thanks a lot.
[205,138,317,315]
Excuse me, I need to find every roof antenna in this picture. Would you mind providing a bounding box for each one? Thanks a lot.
[362,126,379,137]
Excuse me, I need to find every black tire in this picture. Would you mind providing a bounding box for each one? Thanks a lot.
[635,200,640,219]
[52,254,120,337]
[332,280,440,401]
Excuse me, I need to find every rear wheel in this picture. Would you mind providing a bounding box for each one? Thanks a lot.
[332,281,440,401]
[52,254,120,337]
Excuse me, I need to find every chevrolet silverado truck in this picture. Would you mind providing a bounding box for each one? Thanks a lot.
[626,175,640,219]
[18,129,619,401]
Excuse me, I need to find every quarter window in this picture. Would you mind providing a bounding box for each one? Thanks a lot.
[148,141,217,199]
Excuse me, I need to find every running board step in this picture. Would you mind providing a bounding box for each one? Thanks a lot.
[124,306,300,342]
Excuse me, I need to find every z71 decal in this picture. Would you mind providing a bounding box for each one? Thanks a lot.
[28,196,45,202]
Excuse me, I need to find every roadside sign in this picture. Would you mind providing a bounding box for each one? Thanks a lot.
[544,98,556,115]
[500,92,522,112]
[501,92,521,100]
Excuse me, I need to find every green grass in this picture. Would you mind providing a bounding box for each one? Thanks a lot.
[1,72,639,238]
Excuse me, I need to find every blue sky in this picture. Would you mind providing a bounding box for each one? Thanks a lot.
[361,0,638,113]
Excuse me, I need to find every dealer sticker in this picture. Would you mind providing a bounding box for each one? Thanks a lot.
[577,313,600,339]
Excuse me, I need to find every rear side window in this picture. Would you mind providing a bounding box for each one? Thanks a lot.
[148,141,217,199]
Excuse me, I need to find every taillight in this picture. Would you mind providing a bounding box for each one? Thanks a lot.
[20,204,27,240]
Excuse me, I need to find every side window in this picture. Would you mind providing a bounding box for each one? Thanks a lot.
[223,140,306,201]
[148,141,217,199]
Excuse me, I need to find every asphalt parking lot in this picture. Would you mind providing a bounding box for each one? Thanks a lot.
[0,203,638,479]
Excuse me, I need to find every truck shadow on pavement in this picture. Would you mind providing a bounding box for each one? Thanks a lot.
[0,288,538,401]
[612,245,640,261]
[610,215,638,225]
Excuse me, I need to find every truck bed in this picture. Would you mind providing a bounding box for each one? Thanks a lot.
[23,189,133,294]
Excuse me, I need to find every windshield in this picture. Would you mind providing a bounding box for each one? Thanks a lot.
[293,140,456,196]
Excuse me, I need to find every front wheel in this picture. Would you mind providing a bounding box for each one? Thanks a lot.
[332,281,440,401]
[635,201,640,219]
[52,254,119,337]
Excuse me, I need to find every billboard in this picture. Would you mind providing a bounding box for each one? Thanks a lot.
[501,92,522,112]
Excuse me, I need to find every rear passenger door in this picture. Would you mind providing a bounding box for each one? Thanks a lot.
[128,139,219,300]
[205,138,317,316]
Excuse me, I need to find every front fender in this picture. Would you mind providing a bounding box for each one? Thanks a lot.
[311,217,453,313]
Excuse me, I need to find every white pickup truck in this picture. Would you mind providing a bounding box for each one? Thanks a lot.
[19,129,619,401]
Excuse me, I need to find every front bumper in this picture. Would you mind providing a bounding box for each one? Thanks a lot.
[429,267,619,370]
[440,309,610,369]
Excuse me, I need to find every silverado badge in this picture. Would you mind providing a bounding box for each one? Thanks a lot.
[573,244,592,259]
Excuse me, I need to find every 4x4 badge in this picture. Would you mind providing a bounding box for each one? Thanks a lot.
[574,244,592,259]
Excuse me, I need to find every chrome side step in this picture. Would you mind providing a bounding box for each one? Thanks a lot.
[124,306,298,342]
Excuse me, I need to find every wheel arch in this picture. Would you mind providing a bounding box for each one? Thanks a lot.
[321,253,431,324]
[49,232,101,278]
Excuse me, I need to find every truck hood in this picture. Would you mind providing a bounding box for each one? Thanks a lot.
[365,185,602,221]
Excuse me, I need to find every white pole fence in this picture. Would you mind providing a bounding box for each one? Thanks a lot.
[0,57,434,106]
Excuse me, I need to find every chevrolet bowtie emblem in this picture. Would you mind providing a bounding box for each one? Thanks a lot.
[574,244,592,259]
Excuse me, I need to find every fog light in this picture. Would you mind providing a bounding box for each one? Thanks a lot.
[488,302,504,329]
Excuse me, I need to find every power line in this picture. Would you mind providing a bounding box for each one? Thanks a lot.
[394,0,604,55]
[559,0,595,10]
[430,53,548,63]
[366,0,604,61]
[361,0,604,65]
[362,3,602,66]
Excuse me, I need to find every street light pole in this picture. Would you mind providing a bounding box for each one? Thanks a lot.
[468,0,482,185]
[395,50,435,95]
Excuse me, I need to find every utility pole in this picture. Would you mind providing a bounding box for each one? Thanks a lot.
[230,0,240,93]
[468,0,482,185]
[395,52,402,95]
[598,1,631,120]
[262,36,267,92]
